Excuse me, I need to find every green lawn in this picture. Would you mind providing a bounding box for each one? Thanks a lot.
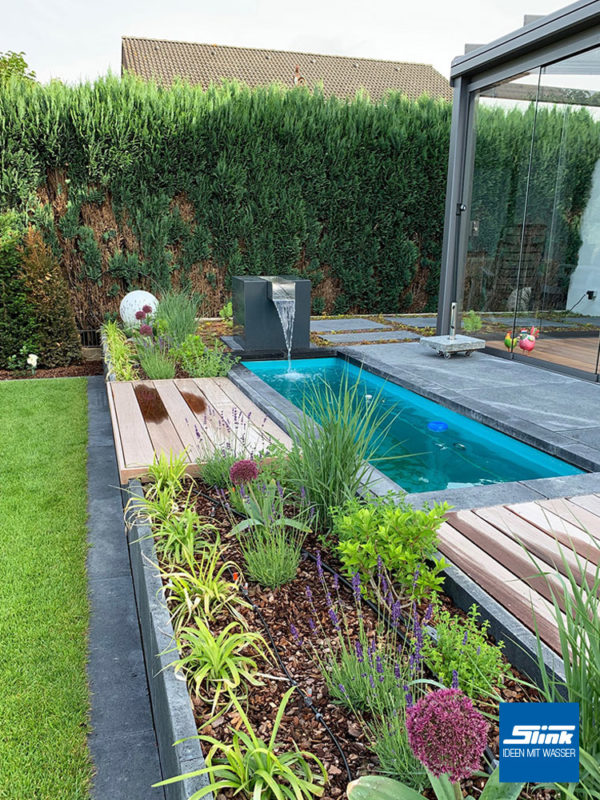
[0,378,91,800]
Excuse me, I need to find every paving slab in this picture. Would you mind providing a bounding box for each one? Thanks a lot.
[310,317,389,333]
[383,315,437,327]
[323,330,420,343]
[87,376,164,800]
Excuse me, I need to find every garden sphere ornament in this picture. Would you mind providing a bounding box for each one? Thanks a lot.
[119,290,158,327]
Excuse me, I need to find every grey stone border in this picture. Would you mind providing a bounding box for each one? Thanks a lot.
[124,480,212,800]
[228,361,567,686]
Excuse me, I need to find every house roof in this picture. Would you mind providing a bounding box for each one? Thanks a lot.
[121,37,452,102]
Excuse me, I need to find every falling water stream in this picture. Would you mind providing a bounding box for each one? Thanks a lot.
[268,278,297,372]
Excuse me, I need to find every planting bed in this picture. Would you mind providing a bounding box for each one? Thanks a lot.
[144,478,555,800]
[0,359,103,380]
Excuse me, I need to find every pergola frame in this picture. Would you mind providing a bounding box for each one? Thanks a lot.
[437,0,600,334]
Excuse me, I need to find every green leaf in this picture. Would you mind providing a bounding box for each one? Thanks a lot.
[479,767,523,800]
[347,775,426,800]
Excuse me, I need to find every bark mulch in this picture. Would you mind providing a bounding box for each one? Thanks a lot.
[0,360,104,381]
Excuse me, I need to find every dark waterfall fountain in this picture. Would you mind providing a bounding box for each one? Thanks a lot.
[225,275,312,360]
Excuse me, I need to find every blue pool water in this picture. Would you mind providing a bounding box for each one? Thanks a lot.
[243,358,582,493]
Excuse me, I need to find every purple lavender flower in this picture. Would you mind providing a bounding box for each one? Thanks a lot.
[328,607,340,630]
[338,683,347,695]
[290,624,302,644]
[452,670,459,689]
[309,505,316,519]
[424,604,433,623]
[369,674,375,689]
[412,567,420,591]
[332,573,339,591]
[276,480,284,499]
[308,617,316,632]
[325,592,333,608]
[316,550,323,580]
[404,684,414,708]
[476,645,481,655]
[352,572,361,602]
[406,688,489,783]
[462,631,469,646]
[300,486,306,501]
[377,555,384,577]
[355,640,364,663]
[391,601,402,625]
[305,586,313,603]
[394,663,401,680]
[376,655,383,675]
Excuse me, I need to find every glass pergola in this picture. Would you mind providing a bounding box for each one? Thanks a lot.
[438,0,600,380]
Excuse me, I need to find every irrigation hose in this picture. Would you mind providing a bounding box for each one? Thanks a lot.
[192,485,496,774]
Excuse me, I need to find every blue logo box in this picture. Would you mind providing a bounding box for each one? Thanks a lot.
[499,702,579,783]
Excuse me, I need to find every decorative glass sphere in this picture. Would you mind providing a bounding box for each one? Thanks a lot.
[119,290,159,327]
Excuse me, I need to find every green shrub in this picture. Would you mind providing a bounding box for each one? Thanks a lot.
[102,320,138,380]
[154,290,198,346]
[0,212,39,369]
[19,227,81,368]
[200,449,238,488]
[422,603,510,699]
[332,496,449,601]
[218,300,232,320]
[462,309,483,333]
[187,340,236,377]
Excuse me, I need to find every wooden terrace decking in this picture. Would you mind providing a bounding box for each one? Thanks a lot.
[439,495,600,653]
[107,377,292,483]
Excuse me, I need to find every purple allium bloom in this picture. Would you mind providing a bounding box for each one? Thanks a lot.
[142,304,152,314]
[452,670,459,689]
[355,640,364,663]
[135,309,146,320]
[308,617,316,632]
[316,550,323,580]
[139,324,153,336]
[406,688,489,783]
[229,459,259,486]
[352,572,361,602]
[424,604,433,623]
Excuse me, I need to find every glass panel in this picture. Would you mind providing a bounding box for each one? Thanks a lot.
[460,70,541,348]
[515,47,600,375]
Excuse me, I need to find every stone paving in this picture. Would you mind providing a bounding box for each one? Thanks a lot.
[321,330,421,343]
[310,317,389,333]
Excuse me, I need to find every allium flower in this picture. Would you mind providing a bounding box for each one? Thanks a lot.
[135,310,146,320]
[406,688,489,782]
[139,324,153,336]
[229,459,259,485]
[142,304,153,314]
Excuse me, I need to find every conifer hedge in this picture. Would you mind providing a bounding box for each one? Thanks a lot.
[0,74,598,329]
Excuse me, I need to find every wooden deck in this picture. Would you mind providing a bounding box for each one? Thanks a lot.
[439,495,600,653]
[107,377,292,483]
[487,335,600,373]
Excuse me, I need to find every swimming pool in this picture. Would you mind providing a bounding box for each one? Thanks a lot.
[242,358,583,493]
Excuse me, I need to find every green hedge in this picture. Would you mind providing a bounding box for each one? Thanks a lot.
[0,74,598,328]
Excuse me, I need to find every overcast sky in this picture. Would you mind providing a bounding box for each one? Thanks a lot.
[3,0,565,85]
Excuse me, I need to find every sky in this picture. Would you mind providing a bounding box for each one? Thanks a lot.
[3,0,566,85]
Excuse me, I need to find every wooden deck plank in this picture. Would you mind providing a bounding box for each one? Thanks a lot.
[110,382,155,475]
[192,378,271,457]
[472,504,598,587]
[153,380,212,463]
[508,501,600,564]
[175,378,247,459]
[569,493,600,517]
[211,377,293,450]
[134,381,188,462]
[106,382,127,484]
[439,522,562,651]
[447,510,567,610]
[537,497,600,536]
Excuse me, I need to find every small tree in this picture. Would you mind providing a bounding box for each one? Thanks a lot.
[0,51,36,84]
[0,212,39,369]
[19,228,81,368]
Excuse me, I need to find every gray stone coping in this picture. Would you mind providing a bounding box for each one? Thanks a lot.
[124,481,212,800]
[228,361,566,685]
